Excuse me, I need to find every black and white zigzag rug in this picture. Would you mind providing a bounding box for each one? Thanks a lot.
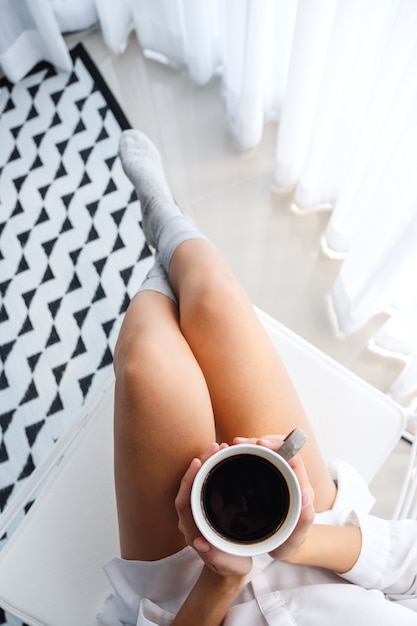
[0,43,152,556]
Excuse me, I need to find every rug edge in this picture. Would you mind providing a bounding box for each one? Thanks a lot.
[70,42,132,132]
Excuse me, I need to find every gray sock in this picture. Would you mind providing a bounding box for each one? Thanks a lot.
[119,130,208,272]
[137,254,178,305]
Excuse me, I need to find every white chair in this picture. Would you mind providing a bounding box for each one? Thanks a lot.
[0,308,407,626]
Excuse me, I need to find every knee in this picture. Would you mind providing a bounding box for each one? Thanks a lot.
[114,325,163,394]
[114,294,177,387]
[181,270,251,327]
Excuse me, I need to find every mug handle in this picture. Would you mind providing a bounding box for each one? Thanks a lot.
[277,428,308,462]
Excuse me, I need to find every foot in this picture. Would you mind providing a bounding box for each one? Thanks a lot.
[119,130,181,247]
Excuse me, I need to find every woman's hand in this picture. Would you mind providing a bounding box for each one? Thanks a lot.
[175,442,253,580]
[233,435,316,562]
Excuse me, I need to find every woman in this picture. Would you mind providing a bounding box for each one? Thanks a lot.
[98,130,417,626]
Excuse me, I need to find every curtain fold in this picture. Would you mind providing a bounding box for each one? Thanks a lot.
[50,0,98,33]
[1,0,416,399]
[0,0,73,82]
[129,0,297,150]
[95,0,132,55]
[274,0,338,189]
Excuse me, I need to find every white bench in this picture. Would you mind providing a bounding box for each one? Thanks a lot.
[0,309,406,626]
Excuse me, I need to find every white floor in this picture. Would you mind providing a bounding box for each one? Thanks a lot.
[66,28,413,519]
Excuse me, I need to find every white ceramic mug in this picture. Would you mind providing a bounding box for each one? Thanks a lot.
[191,432,306,557]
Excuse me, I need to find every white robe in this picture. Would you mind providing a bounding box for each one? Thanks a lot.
[97,460,417,625]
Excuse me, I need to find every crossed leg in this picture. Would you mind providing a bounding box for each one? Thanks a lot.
[113,289,215,561]
[114,129,337,561]
[113,238,337,562]
[170,239,335,505]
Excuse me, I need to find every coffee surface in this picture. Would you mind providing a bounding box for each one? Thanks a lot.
[202,454,290,544]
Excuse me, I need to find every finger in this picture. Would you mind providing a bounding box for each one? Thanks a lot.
[199,442,221,464]
[288,454,311,493]
[175,457,201,512]
[175,458,204,542]
[299,488,315,524]
[184,456,202,484]
[233,436,256,444]
[233,435,285,447]
[257,436,285,451]
[289,455,315,519]
[193,536,211,553]
[259,434,286,446]
[268,483,315,561]
[176,446,221,528]
[177,443,226,508]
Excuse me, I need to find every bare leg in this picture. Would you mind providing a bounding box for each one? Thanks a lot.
[113,291,215,561]
[115,131,337,563]
[169,240,337,512]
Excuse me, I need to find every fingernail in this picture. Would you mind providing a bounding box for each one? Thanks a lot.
[302,490,311,507]
[257,438,273,446]
[194,537,210,553]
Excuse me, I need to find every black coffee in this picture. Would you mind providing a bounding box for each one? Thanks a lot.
[201,454,290,544]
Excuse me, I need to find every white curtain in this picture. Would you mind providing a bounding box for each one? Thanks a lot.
[1,0,417,400]
[0,0,73,81]
[118,0,297,150]
[274,0,417,400]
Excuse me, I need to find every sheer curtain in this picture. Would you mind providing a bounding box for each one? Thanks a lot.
[274,0,417,400]
[123,0,297,150]
[2,0,416,399]
[0,0,73,82]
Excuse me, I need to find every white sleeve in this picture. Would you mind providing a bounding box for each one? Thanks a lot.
[137,598,175,626]
[315,460,417,610]
[340,514,417,607]
[97,593,176,626]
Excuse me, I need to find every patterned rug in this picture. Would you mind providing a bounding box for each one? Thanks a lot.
[0,43,151,571]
